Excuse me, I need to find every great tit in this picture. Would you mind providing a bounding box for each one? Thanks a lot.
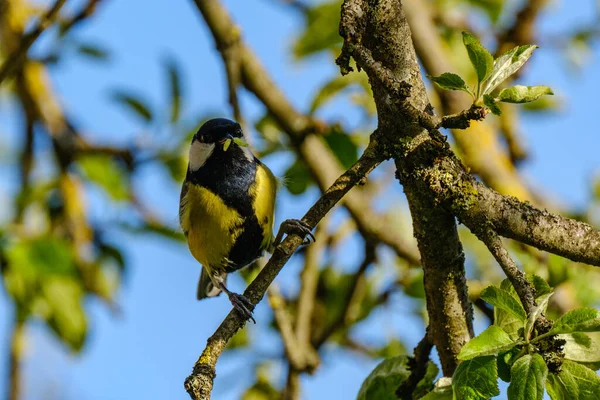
[179,118,314,322]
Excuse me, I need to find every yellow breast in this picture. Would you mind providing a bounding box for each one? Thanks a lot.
[180,184,244,269]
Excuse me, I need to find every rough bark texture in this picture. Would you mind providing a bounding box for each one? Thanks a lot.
[345,0,474,375]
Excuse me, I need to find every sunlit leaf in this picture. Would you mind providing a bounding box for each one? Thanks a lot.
[462,32,494,87]
[497,85,554,104]
[507,354,548,400]
[78,154,129,201]
[525,292,553,339]
[481,285,527,322]
[546,360,600,399]
[458,325,518,360]
[42,277,87,352]
[293,1,342,58]
[420,377,453,400]
[549,308,600,334]
[357,356,411,400]
[483,94,502,115]
[560,332,600,368]
[452,355,500,400]
[483,45,537,95]
[428,73,473,96]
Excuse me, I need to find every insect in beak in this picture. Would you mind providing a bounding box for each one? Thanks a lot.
[220,134,235,152]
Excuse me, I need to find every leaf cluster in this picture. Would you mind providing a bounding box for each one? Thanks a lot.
[428,32,553,116]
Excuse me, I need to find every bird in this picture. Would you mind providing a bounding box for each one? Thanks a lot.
[179,118,314,322]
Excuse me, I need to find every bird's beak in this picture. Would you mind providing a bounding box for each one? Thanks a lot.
[220,133,235,151]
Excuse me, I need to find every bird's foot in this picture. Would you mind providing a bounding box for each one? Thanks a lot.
[227,292,256,324]
[279,219,315,245]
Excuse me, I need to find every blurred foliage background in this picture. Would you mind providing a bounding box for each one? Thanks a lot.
[0,0,599,399]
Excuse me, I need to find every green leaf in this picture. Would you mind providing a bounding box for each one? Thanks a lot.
[427,73,473,95]
[546,360,600,400]
[549,308,600,334]
[498,347,521,382]
[525,292,553,340]
[481,285,527,322]
[458,326,518,360]
[413,362,440,399]
[483,94,502,115]
[110,91,153,123]
[497,85,554,104]
[164,56,182,123]
[293,1,342,58]
[465,0,504,23]
[453,356,499,400]
[421,377,453,400]
[283,158,312,195]
[357,356,411,400]
[560,333,600,367]
[483,45,537,95]
[324,129,358,169]
[76,43,110,61]
[507,354,548,400]
[462,32,494,86]
[42,277,87,352]
[78,154,129,201]
[529,274,553,297]
[4,237,77,305]
[310,75,353,113]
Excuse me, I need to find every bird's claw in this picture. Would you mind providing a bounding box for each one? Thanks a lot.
[282,219,315,245]
[228,292,256,324]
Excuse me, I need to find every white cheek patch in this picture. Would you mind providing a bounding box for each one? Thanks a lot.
[189,141,215,171]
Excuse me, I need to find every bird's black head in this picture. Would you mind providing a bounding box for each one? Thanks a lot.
[193,118,243,145]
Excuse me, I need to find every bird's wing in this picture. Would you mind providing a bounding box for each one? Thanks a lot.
[253,161,278,252]
[179,181,189,237]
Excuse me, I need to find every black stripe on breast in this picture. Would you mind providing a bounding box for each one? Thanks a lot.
[225,214,265,272]
[187,146,256,216]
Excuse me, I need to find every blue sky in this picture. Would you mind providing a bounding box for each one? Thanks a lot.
[0,0,598,399]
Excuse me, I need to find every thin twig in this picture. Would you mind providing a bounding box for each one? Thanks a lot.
[476,229,536,314]
[58,0,103,35]
[396,329,433,400]
[0,0,68,86]
[7,315,25,400]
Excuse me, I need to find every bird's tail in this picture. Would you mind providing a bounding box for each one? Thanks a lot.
[196,268,224,300]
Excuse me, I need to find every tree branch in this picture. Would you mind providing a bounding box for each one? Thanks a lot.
[475,229,536,313]
[339,0,474,376]
[0,0,67,86]
[7,314,25,400]
[184,140,382,399]
[396,329,433,400]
